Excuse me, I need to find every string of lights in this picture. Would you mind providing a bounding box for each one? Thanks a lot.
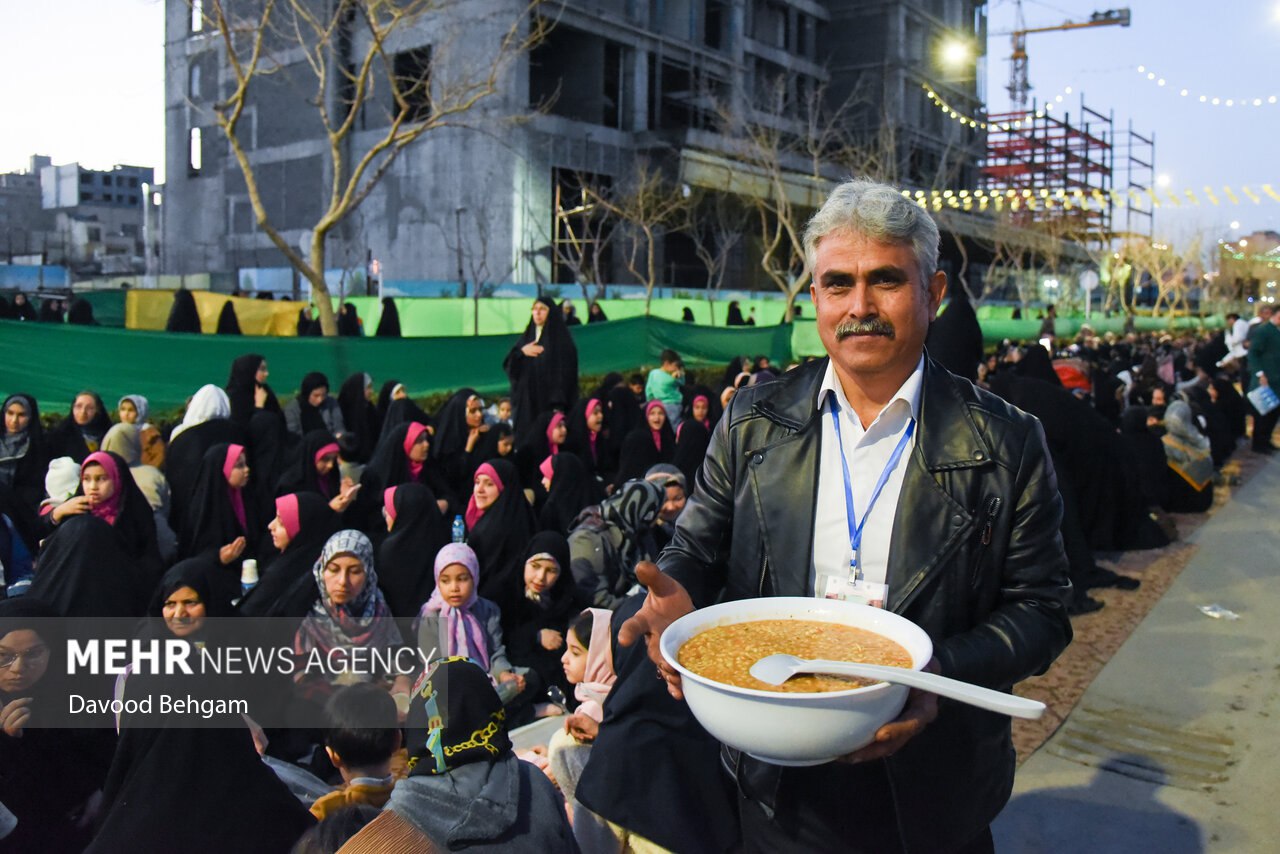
[1134,66,1278,108]
[900,185,1280,212]
[923,82,1082,131]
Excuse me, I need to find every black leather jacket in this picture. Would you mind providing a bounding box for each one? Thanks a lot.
[660,356,1073,852]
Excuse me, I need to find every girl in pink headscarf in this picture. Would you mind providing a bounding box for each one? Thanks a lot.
[547,607,616,819]
[561,608,615,734]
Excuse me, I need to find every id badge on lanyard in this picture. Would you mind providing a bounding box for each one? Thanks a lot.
[821,569,890,608]
[819,397,913,609]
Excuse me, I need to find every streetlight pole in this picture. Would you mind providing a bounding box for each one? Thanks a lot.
[454,206,466,300]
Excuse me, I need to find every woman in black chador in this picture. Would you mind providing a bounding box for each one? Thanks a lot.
[375,296,402,337]
[376,481,451,630]
[503,296,579,434]
[46,391,112,462]
[337,372,381,463]
[925,284,984,382]
[225,353,282,429]
[165,289,200,332]
[215,300,242,335]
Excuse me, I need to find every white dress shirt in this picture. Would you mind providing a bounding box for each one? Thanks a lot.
[809,356,925,600]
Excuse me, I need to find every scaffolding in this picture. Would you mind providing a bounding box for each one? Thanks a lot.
[980,98,1123,245]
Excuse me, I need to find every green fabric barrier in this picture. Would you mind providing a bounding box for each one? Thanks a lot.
[791,320,825,359]
[2,312,1222,413]
[336,297,790,337]
[980,314,1219,342]
[0,316,792,412]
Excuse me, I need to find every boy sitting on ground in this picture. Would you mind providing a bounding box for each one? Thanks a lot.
[310,683,403,820]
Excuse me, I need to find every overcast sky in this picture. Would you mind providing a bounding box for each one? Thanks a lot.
[3,0,1277,240]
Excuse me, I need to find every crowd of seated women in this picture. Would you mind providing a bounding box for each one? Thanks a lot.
[0,305,1254,851]
[0,329,741,852]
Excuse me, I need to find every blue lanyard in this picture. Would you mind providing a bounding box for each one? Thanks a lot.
[828,396,916,577]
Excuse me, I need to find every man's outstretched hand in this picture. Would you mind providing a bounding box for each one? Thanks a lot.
[618,561,694,700]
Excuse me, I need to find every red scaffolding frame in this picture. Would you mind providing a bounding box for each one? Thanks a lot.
[980,100,1123,243]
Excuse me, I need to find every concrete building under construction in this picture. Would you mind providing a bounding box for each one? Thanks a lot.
[160,0,990,294]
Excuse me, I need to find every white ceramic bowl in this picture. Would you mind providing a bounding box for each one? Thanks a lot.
[660,596,934,766]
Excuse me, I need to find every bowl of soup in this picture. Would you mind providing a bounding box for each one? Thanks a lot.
[659,597,933,766]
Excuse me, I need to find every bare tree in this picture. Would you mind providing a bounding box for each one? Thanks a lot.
[583,159,690,314]
[680,187,750,325]
[721,77,898,322]
[202,0,548,334]
[1123,236,1199,317]
[460,208,519,335]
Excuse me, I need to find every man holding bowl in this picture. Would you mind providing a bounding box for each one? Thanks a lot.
[621,178,1073,853]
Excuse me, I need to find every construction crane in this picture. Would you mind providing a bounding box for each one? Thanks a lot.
[1007,4,1131,112]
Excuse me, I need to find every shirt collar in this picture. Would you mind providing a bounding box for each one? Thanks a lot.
[817,355,925,425]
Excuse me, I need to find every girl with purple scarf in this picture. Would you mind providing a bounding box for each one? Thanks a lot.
[416,543,524,703]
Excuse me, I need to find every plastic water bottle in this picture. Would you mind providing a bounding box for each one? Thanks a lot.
[240,559,259,597]
[451,515,466,544]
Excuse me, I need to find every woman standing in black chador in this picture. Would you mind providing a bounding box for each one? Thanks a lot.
[725,300,747,326]
[925,283,984,382]
[375,296,402,337]
[165,289,201,332]
[503,296,579,434]
[337,301,363,336]
[225,353,282,429]
[215,300,242,335]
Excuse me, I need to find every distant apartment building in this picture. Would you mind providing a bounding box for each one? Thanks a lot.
[0,156,56,263]
[1,155,155,276]
[162,0,987,291]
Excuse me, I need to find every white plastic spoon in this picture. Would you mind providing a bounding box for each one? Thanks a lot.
[748,654,1046,720]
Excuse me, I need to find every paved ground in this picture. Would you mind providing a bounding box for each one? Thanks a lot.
[995,450,1280,852]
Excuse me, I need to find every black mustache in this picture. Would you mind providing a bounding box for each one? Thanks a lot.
[835,318,895,339]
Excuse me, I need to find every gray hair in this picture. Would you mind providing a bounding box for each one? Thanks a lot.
[802,178,940,283]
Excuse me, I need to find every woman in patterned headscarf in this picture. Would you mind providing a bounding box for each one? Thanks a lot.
[566,478,664,610]
[294,530,407,703]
